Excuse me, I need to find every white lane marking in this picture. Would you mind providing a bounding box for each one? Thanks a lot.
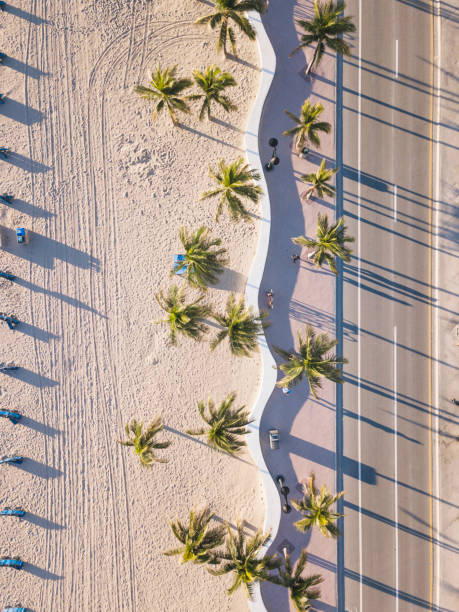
[433,2,442,607]
[393,184,398,221]
[357,1,363,610]
[395,40,399,78]
[394,325,399,612]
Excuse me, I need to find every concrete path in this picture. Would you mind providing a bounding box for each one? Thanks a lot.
[258,2,341,610]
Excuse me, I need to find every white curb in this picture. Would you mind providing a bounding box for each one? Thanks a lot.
[244,11,280,612]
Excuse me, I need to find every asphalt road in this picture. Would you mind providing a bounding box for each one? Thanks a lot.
[340,1,438,610]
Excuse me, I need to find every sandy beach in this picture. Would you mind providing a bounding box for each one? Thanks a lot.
[0,1,265,610]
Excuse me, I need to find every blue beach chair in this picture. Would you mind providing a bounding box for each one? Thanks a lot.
[173,254,188,276]
[0,558,23,570]
[0,456,24,465]
[0,147,9,158]
[0,271,15,280]
[3,608,27,612]
[0,193,12,204]
[1,508,26,518]
[0,365,19,372]
[0,410,21,424]
[0,1,6,10]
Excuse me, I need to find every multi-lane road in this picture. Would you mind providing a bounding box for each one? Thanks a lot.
[341,0,442,610]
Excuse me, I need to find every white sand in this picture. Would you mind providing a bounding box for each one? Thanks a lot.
[0,1,265,610]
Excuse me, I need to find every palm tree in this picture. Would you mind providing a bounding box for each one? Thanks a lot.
[190,65,237,121]
[271,548,323,612]
[274,324,346,398]
[117,417,171,467]
[208,521,281,599]
[155,285,210,344]
[195,0,267,57]
[283,99,331,152]
[289,1,356,76]
[212,293,268,357]
[200,158,262,222]
[300,158,337,201]
[292,214,354,274]
[163,507,225,565]
[134,65,192,125]
[174,226,228,290]
[292,473,344,538]
[186,393,254,454]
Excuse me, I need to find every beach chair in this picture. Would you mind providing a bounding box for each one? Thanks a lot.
[0,558,23,570]
[0,147,9,158]
[0,1,6,9]
[0,456,24,465]
[3,608,27,612]
[0,94,6,104]
[0,271,15,280]
[0,410,21,424]
[0,193,12,204]
[1,508,26,518]
[173,254,188,275]
[0,53,5,64]
[0,365,19,371]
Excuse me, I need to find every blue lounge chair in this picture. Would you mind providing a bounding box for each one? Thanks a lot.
[0,271,15,280]
[0,147,9,158]
[0,194,12,204]
[0,558,23,570]
[3,608,27,612]
[0,456,24,465]
[0,410,21,424]
[0,365,19,372]
[1,508,26,518]
[0,94,5,104]
[173,254,188,275]
[0,1,6,9]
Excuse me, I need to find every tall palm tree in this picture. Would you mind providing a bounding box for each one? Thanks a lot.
[155,285,210,344]
[292,473,344,538]
[208,521,281,599]
[212,293,268,357]
[117,417,171,467]
[190,65,237,121]
[289,1,356,75]
[175,226,228,290]
[292,214,354,274]
[282,99,331,152]
[200,158,262,222]
[195,0,267,57]
[271,548,323,612]
[134,65,192,125]
[300,158,337,201]
[163,507,225,565]
[186,393,254,454]
[274,324,346,398]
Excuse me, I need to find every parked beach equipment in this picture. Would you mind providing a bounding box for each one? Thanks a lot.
[0,456,24,465]
[0,558,23,570]
[1,508,26,518]
[0,147,9,158]
[0,193,13,204]
[0,271,15,280]
[0,410,21,424]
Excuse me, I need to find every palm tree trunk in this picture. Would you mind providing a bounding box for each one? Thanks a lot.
[305,43,320,76]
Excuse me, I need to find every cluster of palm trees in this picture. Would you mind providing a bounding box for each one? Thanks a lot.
[162,507,324,609]
[161,472,344,608]
[122,0,356,608]
[117,392,254,465]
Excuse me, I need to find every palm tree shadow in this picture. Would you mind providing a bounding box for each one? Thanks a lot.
[226,53,259,71]
[177,123,244,151]
[210,116,243,133]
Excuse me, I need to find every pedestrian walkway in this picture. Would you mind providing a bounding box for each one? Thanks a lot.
[258,1,341,610]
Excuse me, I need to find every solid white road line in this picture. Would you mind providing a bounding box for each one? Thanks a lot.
[393,185,398,221]
[357,1,363,610]
[395,39,399,78]
[394,325,399,612]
